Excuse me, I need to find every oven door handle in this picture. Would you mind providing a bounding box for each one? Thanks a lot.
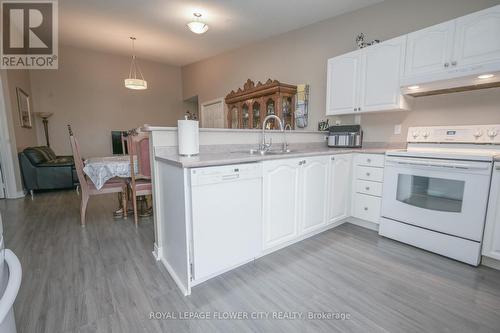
[387,159,489,170]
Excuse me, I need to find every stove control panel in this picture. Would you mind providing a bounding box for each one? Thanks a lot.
[407,125,500,144]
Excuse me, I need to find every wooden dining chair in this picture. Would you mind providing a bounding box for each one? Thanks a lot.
[68,125,127,226]
[126,128,152,226]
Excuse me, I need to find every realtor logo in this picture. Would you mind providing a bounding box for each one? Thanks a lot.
[1,0,58,69]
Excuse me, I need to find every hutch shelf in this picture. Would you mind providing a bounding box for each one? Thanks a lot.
[225,79,297,130]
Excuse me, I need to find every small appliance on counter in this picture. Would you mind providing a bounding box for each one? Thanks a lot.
[327,125,362,148]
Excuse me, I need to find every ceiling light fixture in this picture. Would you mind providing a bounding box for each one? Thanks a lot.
[187,13,209,34]
[477,74,494,79]
[408,85,420,90]
[124,37,148,90]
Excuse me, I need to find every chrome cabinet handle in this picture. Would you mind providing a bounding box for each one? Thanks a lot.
[364,207,368,211]
[444,62,450,68]
[451,61,457,66]
[331,156,335,161]
[365,186,370,191]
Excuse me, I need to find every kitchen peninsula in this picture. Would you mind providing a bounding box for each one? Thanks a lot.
[146,125,399,295]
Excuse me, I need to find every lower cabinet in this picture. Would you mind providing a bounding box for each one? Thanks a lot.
[262,158,302,249]
[301,156,330,234]
[328,154,353,223]
[262,156,330,250]
[483,164,500,260]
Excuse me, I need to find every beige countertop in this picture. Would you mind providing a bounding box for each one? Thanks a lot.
[155,144,402,168]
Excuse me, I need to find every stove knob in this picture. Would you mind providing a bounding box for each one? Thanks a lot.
[473,129,483,139]
[487,129,498,139]
[412,131,420,139]
[422,131,430,139]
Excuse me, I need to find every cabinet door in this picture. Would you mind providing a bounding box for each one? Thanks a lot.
[359,36,406,112]
[404,20,455,78]
[483,165,500,260]
[453,5,500,68]
[262,159,301,249]
[327,154,352,223]
[301,156,329,234]
[326,54,360,115]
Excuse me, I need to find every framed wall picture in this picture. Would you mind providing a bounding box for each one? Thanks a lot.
[16,87,32,128]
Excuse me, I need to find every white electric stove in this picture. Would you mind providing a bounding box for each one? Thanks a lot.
[379,124,500,266]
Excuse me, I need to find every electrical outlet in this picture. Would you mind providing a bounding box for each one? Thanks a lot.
[394,124,402,135]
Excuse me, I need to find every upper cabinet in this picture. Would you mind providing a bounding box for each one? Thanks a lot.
[404,21,455,78]
[453,5,500,68]
[326,55,360,115]
[326,36,408,116]
[402,5,500,87]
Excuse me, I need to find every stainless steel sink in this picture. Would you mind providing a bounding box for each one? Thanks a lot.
[248,149,294,155]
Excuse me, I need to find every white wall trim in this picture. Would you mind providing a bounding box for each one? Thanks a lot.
[0,71,22,199]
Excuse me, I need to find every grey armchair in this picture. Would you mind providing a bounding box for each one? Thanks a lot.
[18,146,78,197]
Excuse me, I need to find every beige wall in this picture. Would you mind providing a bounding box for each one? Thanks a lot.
[29,45,184,157]
[181,0,500,141]
[5,70,38,150]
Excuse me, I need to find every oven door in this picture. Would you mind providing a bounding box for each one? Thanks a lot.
[381,156,492,242]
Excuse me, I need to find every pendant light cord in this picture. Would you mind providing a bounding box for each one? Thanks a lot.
[128,37,145,81]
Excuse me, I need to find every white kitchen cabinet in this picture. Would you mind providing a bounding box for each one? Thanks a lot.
[454,5,500,68]
[482,163,500,260]
[263,155,331,249]
[402,5,500,86]
[301,156,329,234]
[262,158,301,249]
[326,54,360,115]
[359,36,408,112]
[404,21,456,78]
[326,36,408,116]
[327,154,352,224]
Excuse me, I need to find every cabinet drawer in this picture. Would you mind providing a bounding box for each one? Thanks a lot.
[355,179,383,197]
[354,154,385,168]
[356,166,384,182]
[353,193,381,224]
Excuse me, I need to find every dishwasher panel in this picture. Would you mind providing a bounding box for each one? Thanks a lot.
[190,163,262,283]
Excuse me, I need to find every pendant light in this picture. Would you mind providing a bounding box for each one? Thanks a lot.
[187,13,209,34]
[124,37,148,90]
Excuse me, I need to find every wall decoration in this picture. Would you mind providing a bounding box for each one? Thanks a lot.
[16,87,32,128]
[295,84,309,128]
[356,33,380,49]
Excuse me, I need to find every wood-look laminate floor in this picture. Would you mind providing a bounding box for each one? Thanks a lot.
[1,190,500,333]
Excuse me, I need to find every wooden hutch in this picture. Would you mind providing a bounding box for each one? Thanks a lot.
[225,79,297,130]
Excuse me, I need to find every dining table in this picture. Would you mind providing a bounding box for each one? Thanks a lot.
[83,155,152,218]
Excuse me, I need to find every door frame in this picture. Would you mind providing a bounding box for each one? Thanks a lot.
[200,97,225,128]
[0,71,23,198]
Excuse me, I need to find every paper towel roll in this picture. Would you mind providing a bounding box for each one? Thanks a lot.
[178,120,199,156]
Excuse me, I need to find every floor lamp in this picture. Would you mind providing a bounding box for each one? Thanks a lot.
[36,112,53,147]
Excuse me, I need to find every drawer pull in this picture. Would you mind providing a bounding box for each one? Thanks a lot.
[366,172,371,176]
[364,207,368,211]
[365,186,370,191]
[367,158,371,163]
[331,157,335,161]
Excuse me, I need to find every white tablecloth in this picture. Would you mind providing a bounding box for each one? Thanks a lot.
[83,156,136,190]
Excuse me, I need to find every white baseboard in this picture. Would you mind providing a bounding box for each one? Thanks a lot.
[260,218,348,257]
[345,217,379,231]
[160,257,191,296]
[7,190,25,199]
[481,256,500,271]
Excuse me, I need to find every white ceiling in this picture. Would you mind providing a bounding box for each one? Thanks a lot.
[59,0,383,66]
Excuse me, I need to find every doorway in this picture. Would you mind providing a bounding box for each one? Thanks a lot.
[200,98,225,128]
